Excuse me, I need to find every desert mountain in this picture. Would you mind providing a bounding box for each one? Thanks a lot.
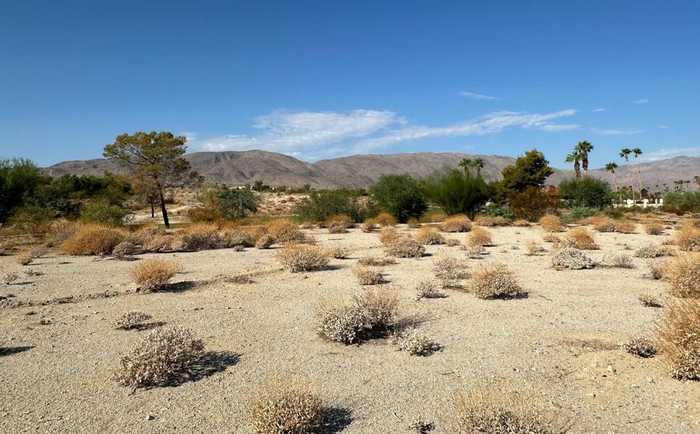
[43,150,700,190]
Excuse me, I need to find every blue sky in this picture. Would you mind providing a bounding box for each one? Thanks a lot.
[1,0,699,169]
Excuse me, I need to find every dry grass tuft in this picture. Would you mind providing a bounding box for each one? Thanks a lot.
[663,254,700,298]
[624,337,657,358]
[602,253,635,269]
[538,214,562,232]
[551,248,595,270]
[255,234,275,249]
[325,246,349,259]
[441,215,472,233]
[446,238,461,247]
[396,330,441,356]
[673,226,700,252]
[378,227,400,246]
[352,265,386,285]
[471,263,526,299]
[648,260,666,280]
[635,244,671,258]
[358,256,397,266]
[374,212,397,227]
[114,311,153,330]
[267,219,305,243]
[645,223,665,235]
[406,217,421,228]
[474,215,511,227]
[466,227,493,248]
[656,298,700,380]
[61,224,127,256]
[590,216,616,233]
[433,256,468,288]
[415,280,446,300]
[415,227,445,245]
[115,326,205,388]
[277,244,329,272]
[247,376,324,434]
[385,237,426,258]
[130,259,180,292]
[639,293,663,308]
[565,227,599,250]
[614,221,637,234]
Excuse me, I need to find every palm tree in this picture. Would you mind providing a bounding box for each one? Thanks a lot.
[632,148,643,199]
[576,141,594,174]
[605,162,619,204]
[566,152,581,178]
[473,158,484,177]
[694,175,700,190]
[458,158,473,176]
[619,148,633,201]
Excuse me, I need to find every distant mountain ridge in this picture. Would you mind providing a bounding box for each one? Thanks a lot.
[43,150,700,190]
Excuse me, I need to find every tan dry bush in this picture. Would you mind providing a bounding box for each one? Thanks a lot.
[449,387,562,434]
[113,241,139,259]
[406,217,421,228]
[374,212,397,227]
[591,216,616,233]
[525,240,544,256]
[673,226,700,252]
[358,256,397,266]
[602,253,635,269]
[299,221,315,230]
[115,326,204,389]
[635,244,671,258]
[624,337,657,358]
[247,376,324,434]
[614,220,637,234]
[61,224,127,256]
[645,223,665,235]
[639,293,663,308]
[255,234,275,249]
[656,298,700,380]
[415,227,445,245]
[325,246,349,259]
[551,248,595,270]
[15,250,33,266]
[180,223,222,251]
[277,244,329,272]
[466,226,493,248]
[352,265,386,285]
[415,280,445,300]
[433,256,468,288]
[327,223,348,234]
[648,260,666,280]
[142,233,177,253]
[474,215,510,227]
[395,329,441,356]
[220,229,256,248]
[324,214,353,229]
[663,254,700,298]
[512,219,530,227]
[130,259,180,292]
[360,219,377,233]
[45,219,80,247]
[471,263,526,299]
[385,237,425,258]
[565,227,598,250]
[267,219,304,243]
[538,214,562,232]
[378,227,400,246]
[464,244,485,258]
[114,311,153,330]
[542,234,560,244]
[441,215,472,233]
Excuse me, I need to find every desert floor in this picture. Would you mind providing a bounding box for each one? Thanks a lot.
[1,225,699,433]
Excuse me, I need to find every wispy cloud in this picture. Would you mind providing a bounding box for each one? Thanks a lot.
[590,127,644,135]
[592,107,606,112]
[196,108,577,160]
[459,91,499,101]
[658,124,669,129]
[640,147,700,162]
[632,98,649,104]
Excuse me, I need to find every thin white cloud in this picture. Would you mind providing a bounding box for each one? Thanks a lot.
[197,108,577,160]
[633,98,649,104]
[459,91,499,101]
[640,147,700,162]
[592,107,606,112]
[658,124,669,129]
[590,127,644,135]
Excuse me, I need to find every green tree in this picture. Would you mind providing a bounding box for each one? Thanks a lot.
[0,159,44,223]
[217,188,258,219]
[559,177,612,209]
[370,175,427,223]
[422,169,490,218]
[605,162,620,203]
[565,151,581,178]
[500,149,554,193]
[103,131,194,228]
[576,141,594,174]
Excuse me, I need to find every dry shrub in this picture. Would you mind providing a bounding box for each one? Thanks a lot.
[130,259,180,292]
[565,227,598,250]
[142,233,177,253]
[525,240,544,256]
[441,215,472,233]
[656,298,700,380]
[325,246,349,259]
[673,226,700,252]
[15,250,33,266]
[538,214,562,232]
[512,219,530,227]
[614,220,636,234]
[247,376,324,434]
[113,241,139,259]
[221,229,256,248]
[449,387,561,434]
[61,224,127,255]
[471,263,526,299]
[352,265,386,285]
[327,223,347,234]
[551,248,595,270]
[464,244,485,258]
[433,256,468,288]
[542,234,560,244]
[299,221,315,230]
[415,280,445,300]
[635,244,671,258]
[115,326,204,388]
[664,254,700,298]
[385,237,425,258]
[648,260,666,280]
[114,311,153,330]
[474,215,510,227]
[591,216,616,233]
[374,212,397,227]
[2,272,19,285]
[446,238,461,247]
[358,256,396,266]
[267,219,304,243]
[466,227,492,248]
[602,253,635,269]
[324,214,353,229]
[420,210,447,223]
[180,223,222,251]
[255,234,275,249]
[624,337,657,358]
[277,244,329,272]
[407,217,421,228]
[45,219,80,247]
[645,223,665,235]
[314,287,399,344]
[378,227,400,246]
[639,293,663,308]
[396,330,441,356]
[415,227,445,245]
[360,219,377,233]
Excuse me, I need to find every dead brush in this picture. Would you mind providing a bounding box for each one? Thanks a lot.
[525,240,544,256]
[255,234,275,249]
[542,234,560,244]
[115,326,205,388]
[352,265,386,285]
[385,237,425,258]
[446,238,461,247]
[635,244,671,258]
[324,214,353,230]
[565,227,598,250]
[45,219,80,247]
[15,250,33,266]
[112,241,139,259]
[179,223,223,251]
[395,329,441,356]
[464,244,485,258]
[325,246,349,259]
[538,214,563,232]
[374,212,397,227]
[114,311,154,330]
[360,219,377,233]
[130,259,180,292]
[639,293,663,308]
[246,376,324,434]
[512,219,530,227]
[358,256,397,266]
[466,226,493,248]
[474,215,511,227]
[407,217,421,228]
[663,254,700,298]
[551,248,595,270]
[624,337,657,358]
[379,227,400,245]
[415,280,446,300]
[60,223,127,256]
[266,219,305,243]
[673,225,700,252]
[656,298,700,380]
[433,256,468,288]
[614,221,637,234]
[470,263,526,299]
[602,253,635,269]
[277,244,329,272]
[590,216,616,232]
[645,223,665,235]
[648,260,666,280]
[415,227,445,245]
[440,215,472,233]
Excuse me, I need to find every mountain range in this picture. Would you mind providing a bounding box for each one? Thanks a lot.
[43,150,700,191]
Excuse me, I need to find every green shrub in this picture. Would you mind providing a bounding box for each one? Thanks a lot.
[559,177,612,209]
[217,188,258,219]
[294,189,376,223]
[509,187,557,221]
[7,205,55,233]
[81,200,131,226]
[370,175,427,223]
[561,206,598,224]
[663,192,700,214]
[422,169,490,218]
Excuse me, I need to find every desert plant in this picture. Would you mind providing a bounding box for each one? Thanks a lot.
[591,216,616,232]
[464,244,485,258]
[551,248,595,270]
[325,246,349,259]
[327,222,347,234]
[635,244,671,258]
[378,227,400,246]
[406,217,421,228]
[422,169,490,218]
[639,293,663,307]
[221,229,256,248]
[267,220,304,243]
[395,330,441,356]
[614,220,636,234]
[353,265,386,285]
[565,227,598,250]
[277,245,329,272]
[446,238,461,247]
[538,214,562,232]
[217,187,258,219]
[415,227,445,245]
[247,376,324,434]
[645,223,665,235]
[466,227,492,248]
[559,176,612,209]
[433,256,468,288]
[525,240,544,256]
[648,260,666,280]
[115,326,205,388]
[255,234,275,249]
[471,263,526,299]
[440,215,472,233]
[673,226,700,252]
[508,186,558,222]
[663,254,700,298]
[358,256,397,266]
[385,237,425,258]
[360,219,377,233]
[114,311,153,330]
[2,271,19,285]
[512,219,530,227]
[370,175,427,222]
[373,212,397,227]
[656,298,700,380]
[113,240,139,259]
[624,337,657,358]
[415,280,445,300]
[179,223,222,251]
[60,224,127,255]
[130,259,180,292]
[602,253,635,269]
[294,189,372,223]
[474,215,511,227]
[80,200,131,226]
[15,250,33,266]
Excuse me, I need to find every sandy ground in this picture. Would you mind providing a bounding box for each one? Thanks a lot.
[1,225,699,433]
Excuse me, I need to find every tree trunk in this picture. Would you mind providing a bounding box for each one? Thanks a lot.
[574,161,581,178]
[583,157,589,175]
[158,188,170,228]
[150,200,155,218]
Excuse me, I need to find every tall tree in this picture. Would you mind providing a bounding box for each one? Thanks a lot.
[632,147,643,199]
[103,131,193,228]
[619,148,633,201]
[458,158,473,176]
[500,149,554,193]
[565,151,581,178]
[576,141,594,174]
[605,162,619,203]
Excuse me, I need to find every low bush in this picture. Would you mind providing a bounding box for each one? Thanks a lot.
[60,224,127,256]
[440,215,472,233]
[415,280,445,300]
[645,223,665,235]
[590,216,616,233]
[551,248,595,270]
[385,237,425,258]
[112,240,139,259]
[374,212,397,227]
[267,220,305,244]
[15,250,33,266]
[538,214,562,232]
[673,226,700,252]
[358,256,397,266]
[471,263,525,299]
[325,246,349,259]
[663,254,700,298]
[464,244,485,258]
[360,219,376,233]
[255,234,275,249]
[415,227,445,245]
[512,219,530,227]
[561,206,598,224]
[406,217,421,228]
[247,376,324,434]
[656,299,700,380]
[324,214,353,230]
[395,330,441,356]
[114,311,153,330]
[624,337,657,358]
[221,229,256,248]
[277,245,329,272]
[46,219,80,246]
[648,260,666,280]
[433,256,468,288]
[130,259,180,292]
[635,244,671,258]
[614,220,636,234]
[525,240,544,256]
[466,227,492,248]
[378,227,400,246]
[602,253,635,269]
[639,293,663,308]
[115,326,205,388]
[474,215,510,227]
[352,265,386,285]
[180,224,222,251]
[565,227,599,250]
